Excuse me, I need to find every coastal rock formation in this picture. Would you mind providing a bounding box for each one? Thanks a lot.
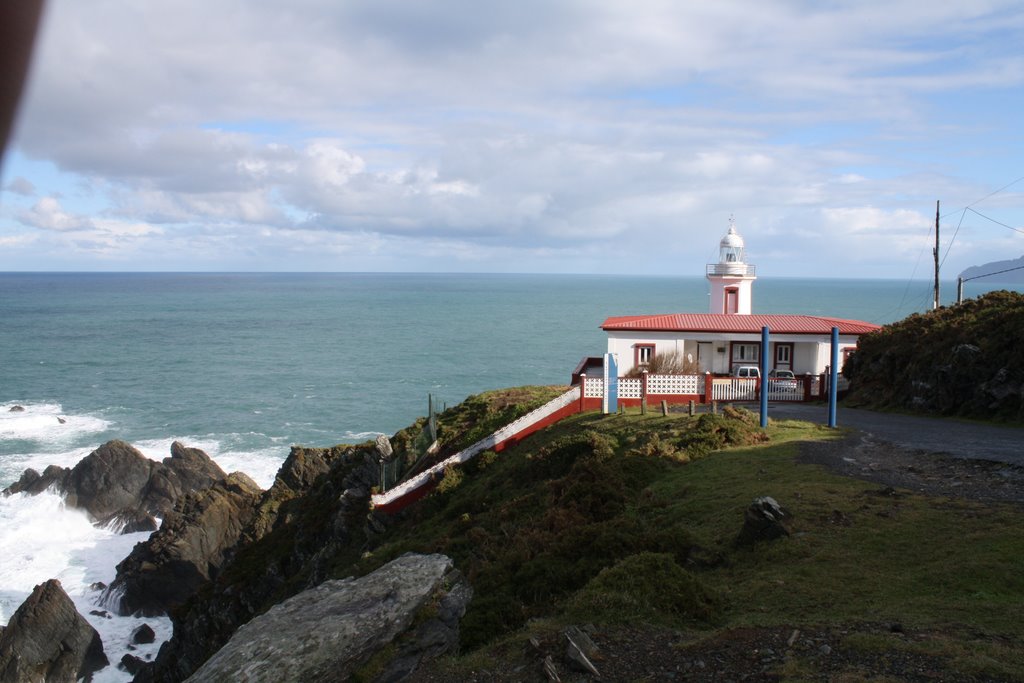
[187,553,471,683]
[0,579,108,683]
[107,472,263,616]
[134,444,379,682]
[2,440,226,529]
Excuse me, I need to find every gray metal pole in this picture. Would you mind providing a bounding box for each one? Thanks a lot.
[828,326,839,428]
[760,326,769,428]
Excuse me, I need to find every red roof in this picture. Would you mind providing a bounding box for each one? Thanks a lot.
[601,313,881,335]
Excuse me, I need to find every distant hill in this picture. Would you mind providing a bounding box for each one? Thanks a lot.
[959,255,1024,283]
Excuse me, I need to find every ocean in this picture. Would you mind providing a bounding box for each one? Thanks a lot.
[0,272,1019,679]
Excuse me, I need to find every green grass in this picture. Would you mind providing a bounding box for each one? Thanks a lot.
[351,397,1024,674]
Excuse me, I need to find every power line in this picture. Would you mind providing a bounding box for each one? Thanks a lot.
[940,173,1024,220]
[966,207,1024,235]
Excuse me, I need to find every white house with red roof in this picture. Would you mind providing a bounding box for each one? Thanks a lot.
[601,222,881,377]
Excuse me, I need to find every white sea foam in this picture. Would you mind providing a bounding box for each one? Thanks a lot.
[0,402,113,484]
[0,491,171,682]
[0,401,111,444]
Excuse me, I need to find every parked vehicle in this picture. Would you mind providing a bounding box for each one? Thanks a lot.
[732,365,760,378]
[767,368,799,391]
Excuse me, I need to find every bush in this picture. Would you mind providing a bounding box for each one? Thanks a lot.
[682,409,768,458]
[626,349,702,377]
[568,552,721,624]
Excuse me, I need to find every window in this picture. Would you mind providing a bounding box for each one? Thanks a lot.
[731,343,760,363]
[635,344,655,368]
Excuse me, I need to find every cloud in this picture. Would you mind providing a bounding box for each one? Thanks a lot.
[3,176,36,196]
[20,197,93,231]
[3,0,1022,274]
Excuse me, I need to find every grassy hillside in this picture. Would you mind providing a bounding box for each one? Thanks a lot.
[151,387,1024,681]
[349,394,1024,680]
[844,290,1024,421]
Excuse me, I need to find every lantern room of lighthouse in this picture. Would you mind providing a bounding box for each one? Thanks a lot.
[706,219,756,315]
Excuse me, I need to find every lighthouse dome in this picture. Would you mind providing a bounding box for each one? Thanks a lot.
[720,225,744,250]
[717,222,746,266]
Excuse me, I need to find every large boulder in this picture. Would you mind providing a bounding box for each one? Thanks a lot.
[107,472,263,616]
[2,440,226,530]
[187,553,471,683]
[0,579,109,683]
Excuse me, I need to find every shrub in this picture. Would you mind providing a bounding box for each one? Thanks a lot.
[682,409,768,458]
[568,552,721,624]
[626,349,702,377]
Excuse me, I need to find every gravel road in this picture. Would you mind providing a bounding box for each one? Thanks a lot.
[765,403,1023,466]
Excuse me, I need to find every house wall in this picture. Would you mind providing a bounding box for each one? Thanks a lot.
[607,330,865,376]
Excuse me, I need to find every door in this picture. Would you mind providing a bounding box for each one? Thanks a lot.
[697,342,713,372]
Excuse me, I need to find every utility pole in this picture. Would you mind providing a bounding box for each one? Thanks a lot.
[933,200,940,310]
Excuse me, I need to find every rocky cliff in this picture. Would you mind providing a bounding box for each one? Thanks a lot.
[135,443,381,682]
[107,472,264,616]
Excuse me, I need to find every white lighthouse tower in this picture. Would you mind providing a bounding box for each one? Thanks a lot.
[706,218,756,315]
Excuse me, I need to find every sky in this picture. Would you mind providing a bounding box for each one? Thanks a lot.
[1,0,1023,278]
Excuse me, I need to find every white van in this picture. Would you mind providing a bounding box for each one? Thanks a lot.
[732,365,760,378]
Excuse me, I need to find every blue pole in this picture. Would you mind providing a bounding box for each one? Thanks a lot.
[760,325,769,428]
[828,326,839,428]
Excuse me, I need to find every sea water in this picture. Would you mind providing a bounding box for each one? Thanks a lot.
[0,272,1018,679]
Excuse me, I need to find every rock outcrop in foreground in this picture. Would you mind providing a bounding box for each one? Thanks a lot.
[0,579,108,683]
[2,440,227,530]
[187,553,471,683]
[107,472,263,616]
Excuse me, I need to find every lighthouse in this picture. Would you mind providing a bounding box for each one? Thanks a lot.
[706,218,756,315]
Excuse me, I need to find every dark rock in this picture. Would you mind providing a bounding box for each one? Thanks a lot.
[736,496,793,545]
[8,405,24,412]
[0,579,109,683]
[89,610,111,619]
[187,553,471,683]
[89,582,107,591]
[3,468,44,495]
[2,440,226,531]
[120,653,146,675]
[107,472,262,616]
[57,417,67,424]
[135,444,377,682]
[131,624,156,645]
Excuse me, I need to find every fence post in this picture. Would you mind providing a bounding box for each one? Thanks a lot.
[662,400,669,416]
[579,374,587,413]
[689,400,695,416]
[641,370,648,414]
[704,372,713,404]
